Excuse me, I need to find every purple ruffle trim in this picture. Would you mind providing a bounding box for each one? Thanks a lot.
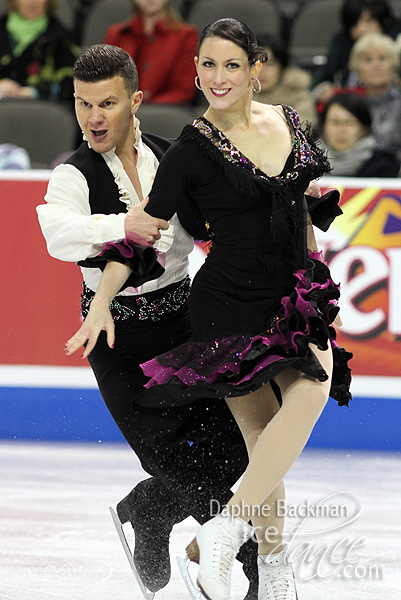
[77,237,165,290]
[100,239,165,267]
[100,238,135,259]
[141,256,351,406]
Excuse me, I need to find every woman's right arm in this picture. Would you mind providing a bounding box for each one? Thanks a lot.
[65,261,132,358]
[65,140,192,356]
[145,139,190,220]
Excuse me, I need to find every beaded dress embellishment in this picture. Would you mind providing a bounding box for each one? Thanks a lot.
[192,106,318,182]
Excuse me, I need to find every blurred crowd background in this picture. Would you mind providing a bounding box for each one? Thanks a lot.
[2,0,401,174]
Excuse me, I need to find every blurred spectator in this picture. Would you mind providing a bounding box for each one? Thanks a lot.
[104,0,198,104]
[312,0,399,103]
[349,32,401,156]
[319,92,400,177]
[0,0,79,103]
[0,142,30,168]
[256,34,317,126]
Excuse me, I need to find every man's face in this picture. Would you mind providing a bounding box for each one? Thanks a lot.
[74,76,142,154]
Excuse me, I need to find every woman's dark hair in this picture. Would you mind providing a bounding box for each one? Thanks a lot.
[320,92,372,131]
[341,0,394,33]
[198,18,268,65]
[73,44,138,95]
[256,33,288,69]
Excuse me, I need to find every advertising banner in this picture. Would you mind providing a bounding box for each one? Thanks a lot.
[318,177,401,397]
[1,174,400,398]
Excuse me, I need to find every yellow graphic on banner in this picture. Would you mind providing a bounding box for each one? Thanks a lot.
[331,186,380,240]
[334,188,401,249]
[349,195,401,250]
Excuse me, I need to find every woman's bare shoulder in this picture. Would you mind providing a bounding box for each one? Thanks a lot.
[252,101,285,115]
[252,101,288,131]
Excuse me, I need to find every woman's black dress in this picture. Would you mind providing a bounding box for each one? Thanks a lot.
[130,106,352,446]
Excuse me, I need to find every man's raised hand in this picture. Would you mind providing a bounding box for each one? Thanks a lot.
[124,197,169,246]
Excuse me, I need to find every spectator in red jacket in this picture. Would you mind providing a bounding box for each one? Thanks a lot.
[104,0,198,104]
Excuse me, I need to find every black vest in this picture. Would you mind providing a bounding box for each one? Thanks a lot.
[65,133,172,215]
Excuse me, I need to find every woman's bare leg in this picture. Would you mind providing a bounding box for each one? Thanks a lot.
[224,384,285,552]
[225,343,333,551]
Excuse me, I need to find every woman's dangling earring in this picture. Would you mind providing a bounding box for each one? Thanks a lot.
[251,77,261,94]
[195,76,202,91]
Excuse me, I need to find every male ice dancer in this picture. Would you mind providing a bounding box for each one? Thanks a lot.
[37,45,258,599]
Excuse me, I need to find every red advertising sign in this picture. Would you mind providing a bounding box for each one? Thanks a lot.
[1,174,400,397]
[0,175,83,367]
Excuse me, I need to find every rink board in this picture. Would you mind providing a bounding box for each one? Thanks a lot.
[1,174,401,450]
[0,383,399,451]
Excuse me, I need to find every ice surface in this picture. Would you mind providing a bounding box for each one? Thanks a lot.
[1,442,400,600]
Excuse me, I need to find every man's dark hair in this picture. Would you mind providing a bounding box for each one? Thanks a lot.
[73,44,139,95]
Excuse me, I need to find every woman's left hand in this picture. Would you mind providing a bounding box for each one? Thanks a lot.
[65,301,115,358]
[305,180,321,198]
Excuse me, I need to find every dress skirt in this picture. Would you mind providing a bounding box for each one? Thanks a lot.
[130,252,352,448]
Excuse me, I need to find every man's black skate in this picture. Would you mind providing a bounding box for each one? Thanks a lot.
[113,478,187,594]
[110,506,155,600]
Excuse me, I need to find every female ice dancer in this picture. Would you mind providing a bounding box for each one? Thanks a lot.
[67,18,352,600]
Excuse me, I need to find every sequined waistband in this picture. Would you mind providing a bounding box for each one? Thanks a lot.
[81,276,191,323]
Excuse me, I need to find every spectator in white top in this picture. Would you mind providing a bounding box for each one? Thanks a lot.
[0,143,30,168]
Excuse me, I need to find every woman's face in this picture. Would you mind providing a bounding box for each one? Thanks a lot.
[195,36,258,112]
[12,0,48,19]
[350,10,382,40]
[323,103,367,152]
[356,48,394,90]
[133,0,169,17]
[258,48,282,92]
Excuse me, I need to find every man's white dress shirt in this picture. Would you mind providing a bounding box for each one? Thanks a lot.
[37,132,193,296]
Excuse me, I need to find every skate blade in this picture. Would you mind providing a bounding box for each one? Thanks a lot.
[176,556,202,600]
[109,506,155,600]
